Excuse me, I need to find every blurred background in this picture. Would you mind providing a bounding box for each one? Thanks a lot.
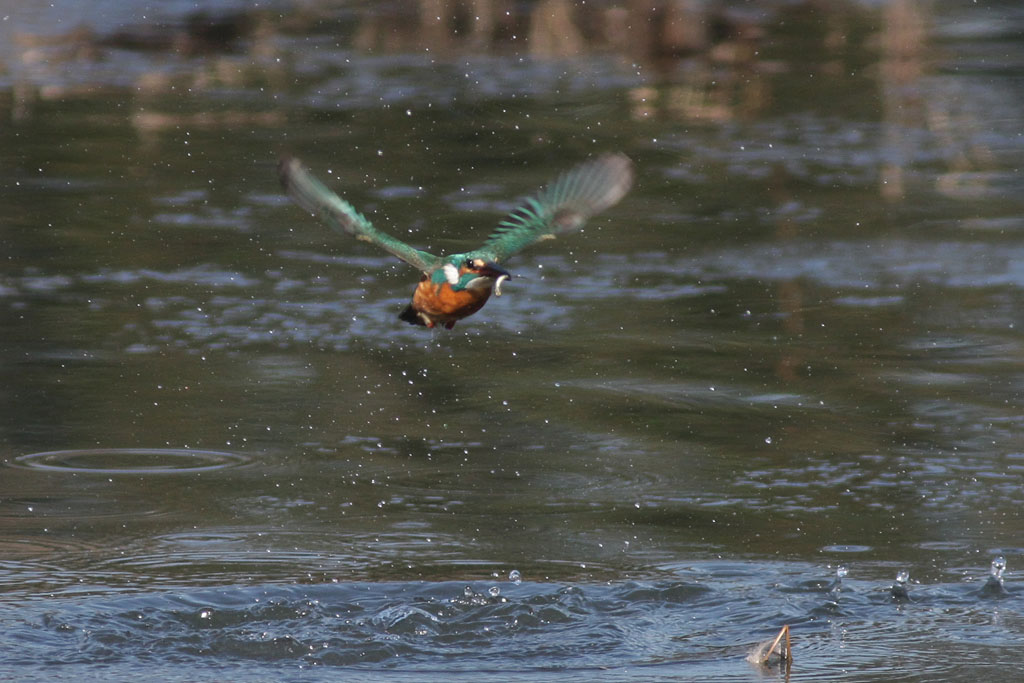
[1,1,1023,679]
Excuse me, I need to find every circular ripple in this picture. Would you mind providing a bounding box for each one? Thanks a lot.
[10,448,249,475]
[820,544,873,553]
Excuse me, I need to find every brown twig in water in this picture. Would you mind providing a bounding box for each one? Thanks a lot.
[747,623,792,670]
[763,623,791,664]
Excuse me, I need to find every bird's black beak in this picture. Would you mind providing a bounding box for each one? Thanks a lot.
[480,262,512,296]
[479,262,511,280]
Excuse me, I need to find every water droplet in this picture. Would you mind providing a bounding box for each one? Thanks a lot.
[509,569,522,585]
[463,585,474,597]
[764,436,773,444]
[835,565,848,579]
[488,586,500,597]
[199,609,212,619]
[896,569,909,585]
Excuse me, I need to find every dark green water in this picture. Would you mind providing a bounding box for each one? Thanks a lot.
[1,1,1023,679]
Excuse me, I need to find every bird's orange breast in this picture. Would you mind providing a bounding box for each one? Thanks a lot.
[411,279,491,326]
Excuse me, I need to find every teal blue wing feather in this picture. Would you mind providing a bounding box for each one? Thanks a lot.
[279,157,441,273]
[474,153,633,263]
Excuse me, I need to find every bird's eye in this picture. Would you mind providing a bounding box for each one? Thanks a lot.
[465,258,477,269]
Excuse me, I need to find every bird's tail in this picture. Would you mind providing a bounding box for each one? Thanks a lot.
[398,304,427,326]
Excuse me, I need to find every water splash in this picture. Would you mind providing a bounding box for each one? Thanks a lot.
[990,556,1007,582]
[981,555,1009,596]
[827,565,847,604]
[509,569,522,585]
[453,585,497,606]
[891,569,911,601]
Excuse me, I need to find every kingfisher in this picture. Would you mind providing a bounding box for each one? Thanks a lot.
[278,153,633,329]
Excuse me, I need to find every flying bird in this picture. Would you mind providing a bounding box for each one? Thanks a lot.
[278,153,633,329]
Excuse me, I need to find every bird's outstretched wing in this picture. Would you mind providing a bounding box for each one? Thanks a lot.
[279,157,441,273]
[474,153,633,263]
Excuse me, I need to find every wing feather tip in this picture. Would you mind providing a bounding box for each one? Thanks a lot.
[277,155,301,191]
[591,152,634,208]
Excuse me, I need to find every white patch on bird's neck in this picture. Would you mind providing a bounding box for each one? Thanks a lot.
[442,263,460,285]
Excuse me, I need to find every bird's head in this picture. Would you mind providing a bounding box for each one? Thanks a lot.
[436,256,512,294]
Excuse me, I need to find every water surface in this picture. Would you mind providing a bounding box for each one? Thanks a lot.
[1,1,1023,679]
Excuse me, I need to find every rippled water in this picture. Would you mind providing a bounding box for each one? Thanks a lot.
[5,565,1021,681]
[1,0,1023,680]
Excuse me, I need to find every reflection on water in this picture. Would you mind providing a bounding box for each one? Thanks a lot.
[2,0,1024,680]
